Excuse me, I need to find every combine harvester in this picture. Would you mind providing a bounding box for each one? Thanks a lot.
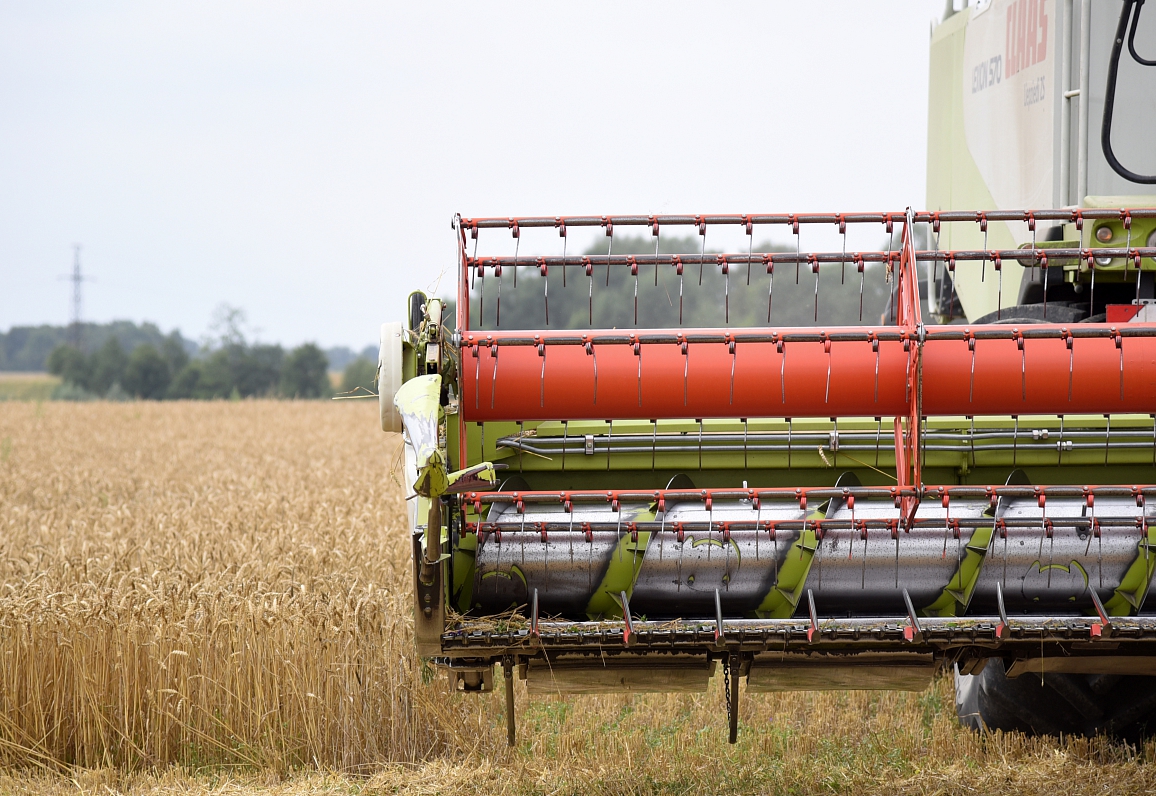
[381,0,1156,739]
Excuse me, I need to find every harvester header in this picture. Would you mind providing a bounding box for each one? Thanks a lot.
[382,203,1156,743]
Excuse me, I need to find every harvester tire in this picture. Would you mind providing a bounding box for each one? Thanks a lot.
[955,659,1156,739]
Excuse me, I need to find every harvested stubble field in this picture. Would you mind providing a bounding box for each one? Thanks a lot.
[2,401,1156,795]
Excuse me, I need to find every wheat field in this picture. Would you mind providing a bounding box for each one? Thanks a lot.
[2,400,1156,795]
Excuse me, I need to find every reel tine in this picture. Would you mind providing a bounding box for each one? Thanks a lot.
[890,254,898,324]
[1118,332,1125,400]
[1126,212,1133,290]
[541,259,549,326]
[1031,214,1038,284]
[729,339,736,405]
[470,233,479,290]
[511,220,519,289]
[490,344,499,409]
[812,257,820,322]
[980,214,988,282]
[698,217,707,286]
[538,342,546,408]
[931,217,940,305]
[948,258,957,322]
[585,341,597,405]
[560,218,567,287]
[858,256,865,322]
[1042,254,1050,322]
[1018,330,1026,400]
[682,338,690,406]
[652,218,661,286]
[794,218,801,284]
[1090,254,1096,317]
[604,218,613,286]
[839,215,847,285]
[679,262,685,325]
[872,335,880,403]
[1139,246,1146,305]
[1042,495,1053,588]
[884,216,893,322]
[824,336,832,403]
[1078,214,1091,314]
[1067,330,1075,401]
[969,333,976,403]
[588,259,594,325]
[746,217,754,286]
[632,257,639,325]
[496,262,503,327]
[996,255,1003,320]
[723,257,730,323]
[766,258,774,323]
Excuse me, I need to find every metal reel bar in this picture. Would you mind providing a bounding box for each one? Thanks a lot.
[463,247,1156,271]
[459,209,1156,232]
[496,418,1156,460]
[459,326,1156,421]
[462,484,1155,509]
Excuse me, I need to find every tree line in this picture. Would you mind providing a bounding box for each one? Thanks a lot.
[47,337,336,400]
[40,306,380,401]
[462,233,900,331]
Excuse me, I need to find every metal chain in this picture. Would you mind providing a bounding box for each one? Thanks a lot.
[723,657,732,726]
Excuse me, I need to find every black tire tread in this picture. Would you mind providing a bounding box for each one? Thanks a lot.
[955,660,1156,739]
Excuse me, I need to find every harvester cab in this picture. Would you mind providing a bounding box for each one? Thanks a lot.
[382,0,1156,741]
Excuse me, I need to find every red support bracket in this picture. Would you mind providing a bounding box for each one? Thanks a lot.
[893,210,924,528]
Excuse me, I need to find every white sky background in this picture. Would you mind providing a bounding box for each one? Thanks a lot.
[0,1,949,350]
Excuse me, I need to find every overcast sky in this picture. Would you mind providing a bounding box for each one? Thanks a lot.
[1,1,948,350]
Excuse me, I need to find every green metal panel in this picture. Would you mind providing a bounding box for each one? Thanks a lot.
[928,8,1026,322]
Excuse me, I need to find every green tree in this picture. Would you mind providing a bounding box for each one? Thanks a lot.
[280,344,331,399]
[233,344,284,396]
[340,357,377,394]
[194,349,236,399]
[167,362,203,399]
[161,332,189,375]
[90,338,128,396]
[46,345,92,390]
[122,344,171,399]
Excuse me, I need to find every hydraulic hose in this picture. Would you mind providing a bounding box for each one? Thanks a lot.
[1102,0,1156,183]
